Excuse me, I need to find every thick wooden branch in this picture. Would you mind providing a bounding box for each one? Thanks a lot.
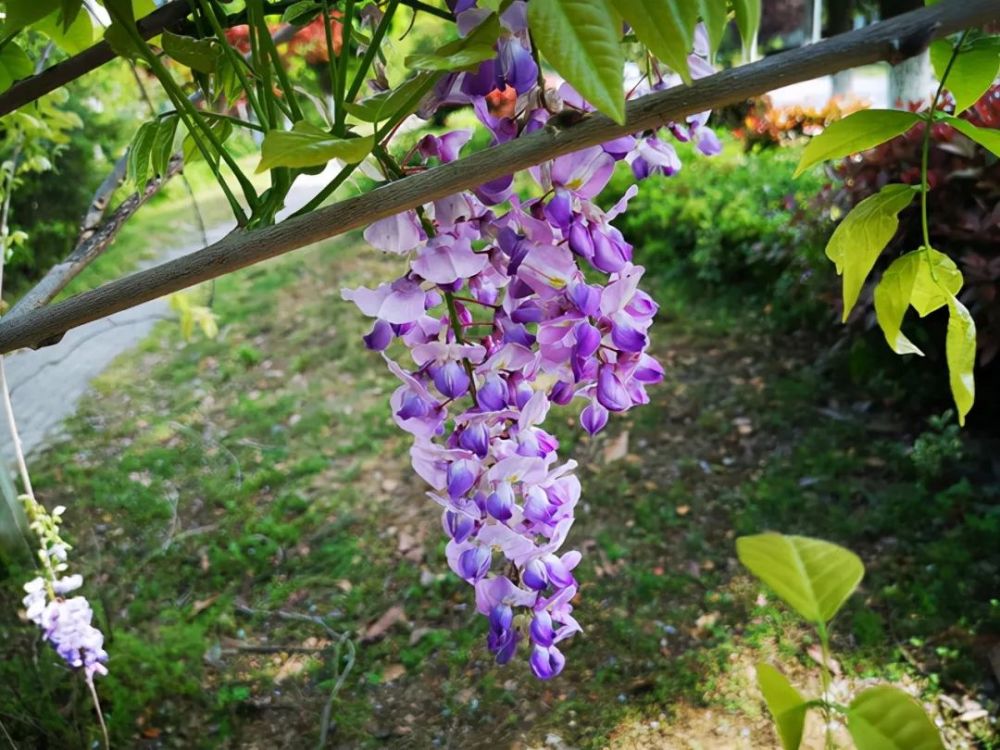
[0,0,447,119]
[6,24,304,317]
[0,1,193,120]
[8,156,185,317]
[0,0,997,354]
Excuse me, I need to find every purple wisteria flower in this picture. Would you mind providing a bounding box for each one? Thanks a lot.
[343,5,718,680]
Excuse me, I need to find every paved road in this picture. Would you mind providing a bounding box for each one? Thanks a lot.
[1,171,332,462]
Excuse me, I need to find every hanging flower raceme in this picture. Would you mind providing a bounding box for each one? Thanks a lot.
[344,0,718,679]
[19,498,108,682]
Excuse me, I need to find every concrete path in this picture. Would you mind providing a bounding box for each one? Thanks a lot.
[1,170,334,462]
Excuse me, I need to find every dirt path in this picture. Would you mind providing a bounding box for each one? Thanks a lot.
[1,172,332,462]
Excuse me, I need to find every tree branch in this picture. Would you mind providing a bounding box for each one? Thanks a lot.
[0,1,193,120]
[0,0,449,120]
[7,157,185,317]
[8,23,304,318]
[0,0,996,354]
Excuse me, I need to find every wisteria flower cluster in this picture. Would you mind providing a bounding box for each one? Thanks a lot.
[19,496,108,682]
[342,2,718,680]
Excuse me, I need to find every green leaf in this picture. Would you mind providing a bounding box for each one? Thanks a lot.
[256,122,374,173]
[847,686,945,750]
[731,0,760,57]
[182,118,233,164]
[611,0,693,83]
[698,0,727,55]
[104,0,157,58]
[344,73,434,123]
[127,120,159,188]
[874,251,923,356]
[528,0,625,124]
[795,110,921,176]
[161,31,222,74]
[931,37,1000,114]
[756,663,807,750]
[736,532,864,624]
[0,42,34,94]
[942,114,1000,158]
[826,183,917,321]
[405,13,501,72]
[910,248,962,317]
[3,0,61,32]
[35,8,94,54]
[945,296,976,426]
[281,0,322,25]
[151,114,180,177]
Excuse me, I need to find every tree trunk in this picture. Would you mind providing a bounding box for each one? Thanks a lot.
[828,0,857,95]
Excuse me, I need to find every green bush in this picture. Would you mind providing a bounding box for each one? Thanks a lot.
[606,133,834,328]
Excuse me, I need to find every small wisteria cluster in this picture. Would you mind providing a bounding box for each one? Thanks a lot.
[343,2,718,679]
[19,494,108,682]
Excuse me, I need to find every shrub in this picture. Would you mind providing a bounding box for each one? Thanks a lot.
[725,94,868,152]
[606,134,834,329]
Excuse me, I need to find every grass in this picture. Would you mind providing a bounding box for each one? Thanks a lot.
[0,182,998,747]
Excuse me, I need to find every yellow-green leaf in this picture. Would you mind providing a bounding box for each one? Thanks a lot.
[945,296,976,426]
[0,42,34,94]
[344,73,434,123]
[731,0,760,59]
[756,663,807,750]
[931,37,1000,114]
[35,8,94,55]
[127,120,159,188]
[848,686,945,750]
[405,13,500,71]
[795,110,921,176]
[256,122,374,173]
[826,183,917,321]
[182,118,233,164]
[943,115,1000,158]
[873,251,923,356]
[910,248,962,318]
[736,533,864,624]
[3,0,61,32]
[161,30,222,74]
[698,0,727,55]
[528,0,625,124]
[151,114,179,177]
[611,0,694,83]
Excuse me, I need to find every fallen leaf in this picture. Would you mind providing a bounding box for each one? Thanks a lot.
[192,595,219,615]
[382,663,407,682]
[602,430,630,463]
[361,605,408,643]
[275,654,311,683]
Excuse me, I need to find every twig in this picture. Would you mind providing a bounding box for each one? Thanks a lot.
[0,0,995,354]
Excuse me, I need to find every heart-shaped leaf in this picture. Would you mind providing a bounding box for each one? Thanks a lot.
[873,251,923,356]
[942,115,1000,158]
[736,533,864,624]
[945,296,976,426]
[848,686,945,750]
[825,183,917,321]
[931,37,1000,114]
